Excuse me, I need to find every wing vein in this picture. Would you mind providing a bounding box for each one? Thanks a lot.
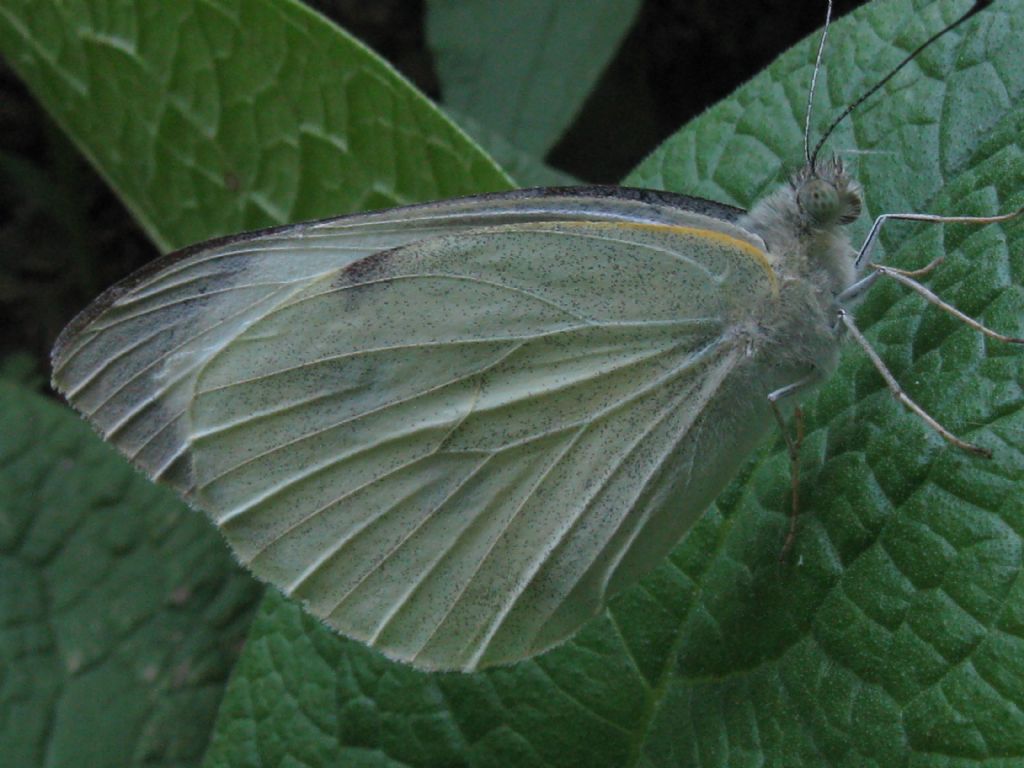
[402,335,724,665]
[97,284,302,437]
[466,342,739,666]
[593,348,744,604]
[298,272,596,325]
[250,343,527,558]
[351,334,705,650]
[198,320,707,489]
[285,372,493,601]
[199,341,526,506]
[195,316,716,400]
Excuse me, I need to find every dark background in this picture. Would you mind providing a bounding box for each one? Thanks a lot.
[0,0,868,377]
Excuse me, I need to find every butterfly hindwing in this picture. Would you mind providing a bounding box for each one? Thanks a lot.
[187,218,775,669]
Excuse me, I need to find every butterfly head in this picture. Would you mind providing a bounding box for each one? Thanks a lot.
[791,157,862,229]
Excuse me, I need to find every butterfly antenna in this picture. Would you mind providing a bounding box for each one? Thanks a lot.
[809,0,994,167]
[804,0,834,166]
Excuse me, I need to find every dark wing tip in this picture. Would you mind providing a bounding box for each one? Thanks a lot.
[48,219,318,384]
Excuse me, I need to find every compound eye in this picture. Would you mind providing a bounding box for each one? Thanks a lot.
[797,178,840,225]
[838,188,863,224]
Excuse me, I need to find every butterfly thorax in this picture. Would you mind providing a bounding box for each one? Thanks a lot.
[737,158,865,381]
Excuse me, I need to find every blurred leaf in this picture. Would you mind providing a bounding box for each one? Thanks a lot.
[443,106,579,186]
[0,118,137,356]
[427,0,642,157]
[0,351,44,388]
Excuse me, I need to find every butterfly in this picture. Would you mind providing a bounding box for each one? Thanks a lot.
[50,0,1021,671]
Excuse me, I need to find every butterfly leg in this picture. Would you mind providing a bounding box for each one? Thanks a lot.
[767,377,814,563]
[852,206,1023,269]
[866,263,1024,345]
[836,309,992,457]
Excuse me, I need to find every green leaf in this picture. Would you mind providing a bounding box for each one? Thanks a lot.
[3,1,1023,767]
[0,0,510,253]
[426,0,642,157]
[0,382,260,767]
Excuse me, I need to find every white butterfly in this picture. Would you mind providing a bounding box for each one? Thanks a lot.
[50,1,1020,671]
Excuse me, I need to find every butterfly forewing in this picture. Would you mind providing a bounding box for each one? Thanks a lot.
[49,188,746,494]
[51,189,778,670]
